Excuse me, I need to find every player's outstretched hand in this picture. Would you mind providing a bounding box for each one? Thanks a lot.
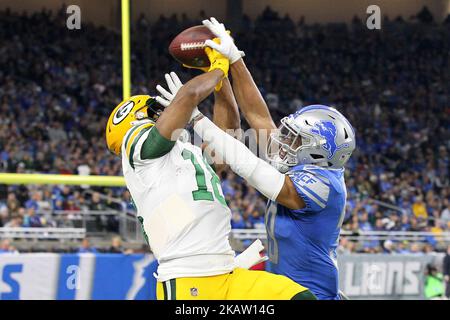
[155,72,183,107]
[202,17,244,64]
[155,72,200,122]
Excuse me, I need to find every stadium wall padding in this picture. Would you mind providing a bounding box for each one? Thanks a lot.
[0,253,158,300]
[0,253,445,299]
[337,253,445,300]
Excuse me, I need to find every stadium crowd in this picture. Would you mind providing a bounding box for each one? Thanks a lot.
[0,6,449,254]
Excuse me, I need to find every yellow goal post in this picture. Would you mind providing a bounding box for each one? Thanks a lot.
[0,173,125,187]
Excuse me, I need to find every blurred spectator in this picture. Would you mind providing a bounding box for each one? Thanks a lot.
[396,241,411,254]
[4,215,23,228]
[410,243,424,255]
[337,237,355,254]
[88,192,118,232]
[248,210,265,229]
[412,196,428,220]
[108,236,133,254]
[0,239,18,254]
[441,201,450,229]
[383,239,396,254]
[22,207,43,227]
[77,238,98,253]
[231,211,246,229]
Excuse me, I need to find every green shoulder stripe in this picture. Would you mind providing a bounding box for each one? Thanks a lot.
[123,123,146,153]
[129,126,153,169]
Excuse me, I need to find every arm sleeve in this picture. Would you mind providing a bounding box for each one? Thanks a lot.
[123,124,175,169]
[193,116,285,201]
[289,170,331,214]
[141,127,175,160]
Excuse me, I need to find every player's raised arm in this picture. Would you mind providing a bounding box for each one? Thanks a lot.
[207,77,241,172]
[157,74,240,173]
[154,68,227,141]
[202,18,277,143]
[158,76,241,138]
[212,77,240,137]
[157,39,240,173]
[230,59,277,135]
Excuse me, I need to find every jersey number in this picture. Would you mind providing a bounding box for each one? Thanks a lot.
[265,201,279,264]
[182,149,226,206]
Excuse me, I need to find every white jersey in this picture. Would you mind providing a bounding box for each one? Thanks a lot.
[121,123,235,282]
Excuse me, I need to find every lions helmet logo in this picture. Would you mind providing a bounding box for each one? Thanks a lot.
[311,120,349,159]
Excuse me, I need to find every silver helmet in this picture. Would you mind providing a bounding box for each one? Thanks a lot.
[267,105,356,172]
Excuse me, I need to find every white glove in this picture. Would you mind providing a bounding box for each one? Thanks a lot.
[202,17,245,64]
[234,239,268,269]
[155,71,200,122]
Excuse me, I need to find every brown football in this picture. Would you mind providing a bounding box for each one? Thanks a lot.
[169,25,215,68]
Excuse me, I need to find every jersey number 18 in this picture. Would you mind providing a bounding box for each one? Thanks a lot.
[182,149,227,206]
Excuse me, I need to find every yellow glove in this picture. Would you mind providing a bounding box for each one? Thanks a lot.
[204,38,229,91]
[182,64,209,73]
[181,38,225,73]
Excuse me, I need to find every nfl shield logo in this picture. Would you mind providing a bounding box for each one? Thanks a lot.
[190,287,198,297]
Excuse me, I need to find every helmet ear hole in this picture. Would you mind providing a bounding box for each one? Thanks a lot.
[343,127,349,139]
[310,154,324,160]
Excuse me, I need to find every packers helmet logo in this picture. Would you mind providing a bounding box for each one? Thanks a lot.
[113,101,134,125]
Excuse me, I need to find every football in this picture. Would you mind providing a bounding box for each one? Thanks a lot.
[169,25,215,68]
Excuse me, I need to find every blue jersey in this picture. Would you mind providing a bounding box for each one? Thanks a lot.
[265,164,347,300]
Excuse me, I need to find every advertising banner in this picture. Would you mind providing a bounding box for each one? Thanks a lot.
[0,253,158,300]
[1,253,444,300]
[338,253,444,299]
